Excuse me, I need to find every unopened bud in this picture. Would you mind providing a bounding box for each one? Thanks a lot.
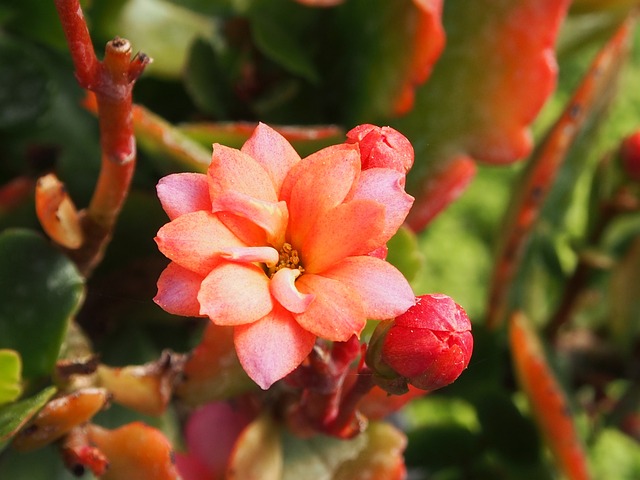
[346,124,414,174]
[367,294,472,393]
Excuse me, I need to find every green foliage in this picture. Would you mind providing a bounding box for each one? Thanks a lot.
[386,225,425,287]
[0,230,84,379]
[591,428,640,479]
[0,386,56,452]
[0,350,22,405]
[0,38,52,129]
[2,0,640,478]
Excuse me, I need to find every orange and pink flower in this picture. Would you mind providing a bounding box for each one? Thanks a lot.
[154,123,415,389]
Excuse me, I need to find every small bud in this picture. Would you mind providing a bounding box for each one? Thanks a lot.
[620,131,640,182]
[367,294,472,393]
[346,124,414,174]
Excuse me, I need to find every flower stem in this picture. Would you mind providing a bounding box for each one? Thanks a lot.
[53,0,150,276]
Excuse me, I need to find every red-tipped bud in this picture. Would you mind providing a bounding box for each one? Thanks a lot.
[620,131,640,182]
[367,294,472,393]
[346,124,414,174]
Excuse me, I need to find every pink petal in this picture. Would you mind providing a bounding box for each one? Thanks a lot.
[321,256,415,320]
[234,305,316,389]
[175,453,215,480]
[212,191,288,246]
[220,246,280,267]
[282,144,361,249]
[154,262,205,317]
[294,273,366,341]
[270,268,315,314]
[155,211,246,276]
[302,199,386,273]
[241,123,301,196]
[198,262,273,326]
[183,402,252,478]
[351,168,414,244]
[157,173,210,220]
[208,144,278,204]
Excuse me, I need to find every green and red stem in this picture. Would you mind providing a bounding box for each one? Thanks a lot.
[53,0,150,276]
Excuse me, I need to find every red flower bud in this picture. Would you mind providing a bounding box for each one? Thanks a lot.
[346,124,414,174]
[620,131,640,182]
[368,294,472,393]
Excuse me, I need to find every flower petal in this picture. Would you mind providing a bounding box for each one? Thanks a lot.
[282,144,361,249]
[183,402,252,478]
[241,123,301,196]
[208,144,278,203]
[198,262,273,326]
[157,173,210,220]
[155,211,246,276]
[270,268,315,314]
[322,256,415,320]
[351,168,414,244]
[234,305,316,389]
[294,273,366,341]
[302,199,386,273]
[212,191,288,246]
[220,246,280,267]
[154,262,205,317]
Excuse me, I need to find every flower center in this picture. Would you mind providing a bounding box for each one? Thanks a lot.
[268,242,304,277]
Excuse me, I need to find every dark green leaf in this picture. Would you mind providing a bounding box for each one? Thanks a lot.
[250,15,319,84]
[406,424,479,471]
[474,390,542,466]
[184,38,237,118]
[0,229,84,378]
[0,38,52,129]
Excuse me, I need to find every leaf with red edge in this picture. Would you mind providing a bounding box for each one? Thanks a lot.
[486,16,635,328]
[405,155,476,231]
[509,312,591,480]
[335,0,445,122]
[398,0,570,230]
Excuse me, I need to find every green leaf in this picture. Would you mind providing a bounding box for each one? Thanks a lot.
[250,15,319,84]
[332,0,433,122]
[0,350,22,405]
[0,386,57,452]
[386,225,425,287]
[184,38,234,118]
[0,37,52,129]
[474,391,543,466]
[104,0,219,79]
[0,229,84,379]
[281,428,367,480]
[591,428,640,479]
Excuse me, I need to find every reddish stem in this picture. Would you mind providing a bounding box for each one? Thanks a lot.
[324,367,375,438]
[53,0,99,88]
[53,0,150,276]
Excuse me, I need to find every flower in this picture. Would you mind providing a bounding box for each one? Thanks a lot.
[367,293,473,392]
[154,123,415,389]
